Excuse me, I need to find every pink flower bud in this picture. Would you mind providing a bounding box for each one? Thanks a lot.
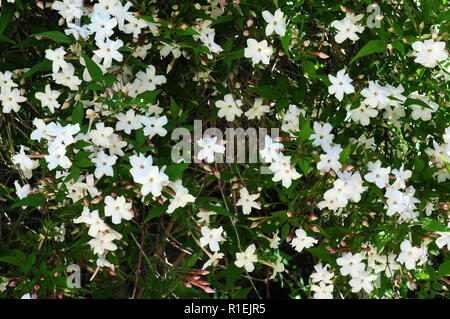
[286,211,293,218]
[203,286,215,294]
[311,51,329,59]
[57,292,63,299]
[247,18,253,27]
[181,281,192,288]
[307,224,320,233]
[31,293,38,299]
[361,219,369,227]
[286,231,293,243]
[36,0,44,9]
[107,269,116,276]
[307,215,318,221]
[319,170,326,176]
[243,30,250,36]
[8,281,17,287]
[34,284,40,291]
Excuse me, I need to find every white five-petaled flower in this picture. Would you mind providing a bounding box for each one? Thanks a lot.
[14,180,31,200]
[310,263,334,285]
[262,9,286,37]
[290,228,318,253]
[269,154,301,188]
[245,98,270,120]
[396,239,422,270]
[93,38,124,69]
[45,47,69,74]
[35,84,61,113]
[199,226,223,252]
[0,86,26,113]
[435,224,450,250]
[215,94,243,121]
[167,183,196,214]
[91,150,117,179]
[235,244,258,272]
[309,122,334,151]
[244,38,273,65]
[104,195,133,224]
[328,69,355,101]
[349,270,377,294]
[259,135,282,163]
[336,252,365,277]
[196,136,225,163]
[412,39,448,68]
[135,65,167,92]
[364,160,391,189]
[115,109,142,134]
[45,142,72,170]
[141,115,168,139]
[236,187,261,215]
[311,282,334,299]
[331,14,364,44]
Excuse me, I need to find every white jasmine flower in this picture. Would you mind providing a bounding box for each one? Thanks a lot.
[236,187,261,215]
[328,69,354,101]
[235,244,258,272]
[244,38,273,65]
[215,94,243,121]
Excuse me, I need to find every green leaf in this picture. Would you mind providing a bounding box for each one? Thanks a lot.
[72,102,84,125]
[165,163,189,180]
[176,27,200,36]
[84,83,104,91]
[233,287,252,298]
[339,144,352,163]
[144,204,167,222]
[31,31,72,44]
[301,60,316,75]
[299,117,310,141]
[376,230,396,251]
[170,97,179,121]
[70,165,81,182]
[298,159,309,175]
[202,203,234,217]
[438,260,450,277]
[350,40,386,64]
[104,73,115,88]
[82,54,103,82]
[0,4,14,35]
[420,218,450,232]
[0,34,15,44]
[21,60,52,80]
[74,140,91,150]
[77,159,95,168]
[246,86,281,100]
[132,90,160,104]
[10,193,46,209]
[0,256,21,267]
[225,264,243,290]
[281,29,292,59]
[307,247,334,264]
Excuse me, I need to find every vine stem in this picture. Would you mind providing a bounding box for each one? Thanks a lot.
[131,226,145,299]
